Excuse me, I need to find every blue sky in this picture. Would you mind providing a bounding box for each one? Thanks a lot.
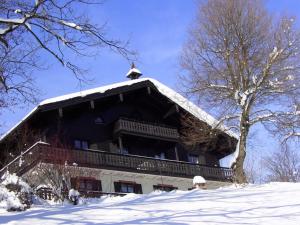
[1,0,300,164]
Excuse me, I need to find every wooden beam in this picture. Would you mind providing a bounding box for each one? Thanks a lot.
[118,136,123,152]
[119,93,124,102]
[174,146,179,161]
[163,104,179,119]
[147,86,151,95]
[58,108,63,118]
[90,100,95,109]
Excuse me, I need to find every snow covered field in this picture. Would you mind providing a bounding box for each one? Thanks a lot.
[1,182,300,225]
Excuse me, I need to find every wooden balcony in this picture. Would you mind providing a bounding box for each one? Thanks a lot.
[114,118,180,141]
[0,142,233,182]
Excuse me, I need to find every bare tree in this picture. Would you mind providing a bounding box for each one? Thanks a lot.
[244,150,264,184]
[0,124,41,168]
[180,113,222,145]
[263,146,300,182]
[181,0,300,183]
[0,0,132,112]
[267,100,300,143]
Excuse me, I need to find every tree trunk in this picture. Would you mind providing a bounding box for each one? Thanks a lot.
[234,114,250,183]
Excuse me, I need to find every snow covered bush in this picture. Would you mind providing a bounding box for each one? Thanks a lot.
[0,185,25,211]
[68,189,80,205]
[193,176,207,189]
[0,172,32,211]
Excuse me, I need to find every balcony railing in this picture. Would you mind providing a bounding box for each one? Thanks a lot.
[36,187,126,200]
[114,118,180,141]
[0,142,233,182]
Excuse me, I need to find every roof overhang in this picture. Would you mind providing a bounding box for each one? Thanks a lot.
[0,78,238,143]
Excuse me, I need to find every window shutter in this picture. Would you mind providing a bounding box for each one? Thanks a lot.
[70,177,77,189]
[198,154,206,164]
[93,180,102,191]
[134,184,143,194]
[114,182,121,193]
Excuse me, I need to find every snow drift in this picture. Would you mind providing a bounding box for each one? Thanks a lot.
[0,182,299,224]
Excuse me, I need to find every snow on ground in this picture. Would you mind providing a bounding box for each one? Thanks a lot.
[1,182,300,225]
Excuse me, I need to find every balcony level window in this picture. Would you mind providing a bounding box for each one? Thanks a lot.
[95,116,104,125]
[188,154,199,164]
[120,147,129,155]
[155,152,166,160]
[74,139,89,150]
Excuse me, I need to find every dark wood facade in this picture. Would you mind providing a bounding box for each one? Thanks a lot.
[0,79,237,182]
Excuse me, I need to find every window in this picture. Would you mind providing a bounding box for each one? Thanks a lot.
[74,139,89,150]
[81,141,88,150]
[153,184,178,192]
[95,116,104,124]
[120,147,129,155]
[74,140,81,149]
[114,181,143,194]
[198,155,206,164]
[71,177,102,191]
[155,152,166,160]
[188,154,199,164]
[121,183,134,193]
[79,182,85,190]
[130,110,142,120]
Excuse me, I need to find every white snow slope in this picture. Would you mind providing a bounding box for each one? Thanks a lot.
[1,182,300,225]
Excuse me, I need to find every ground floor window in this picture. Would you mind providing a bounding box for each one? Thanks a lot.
[114,181,143,194]
[153,184,178,192]
[71,177,102,192]
[121,183,134,193]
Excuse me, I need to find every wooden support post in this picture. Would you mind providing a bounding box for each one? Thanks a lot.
[118,136,123,153]
[174,146,179,161]
[119,93,124,102]
[58,108,63,118]
[163,104,179,119]
[147,86,151,95]
[90,100,95,109]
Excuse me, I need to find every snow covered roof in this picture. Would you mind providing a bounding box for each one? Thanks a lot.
[0,78,238,142]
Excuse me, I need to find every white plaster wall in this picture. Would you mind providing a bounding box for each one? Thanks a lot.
[97,169,193,193]
[95,169,232,193]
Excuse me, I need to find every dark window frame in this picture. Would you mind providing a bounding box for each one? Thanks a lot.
[114,181,143,194]
[74,139,89,150]
[187,153,199,164]
[95,116,105,125]
[153,184,178,192]
[71,177,102,192]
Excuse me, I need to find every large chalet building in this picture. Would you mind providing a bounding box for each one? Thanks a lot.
[0,65,237,195]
